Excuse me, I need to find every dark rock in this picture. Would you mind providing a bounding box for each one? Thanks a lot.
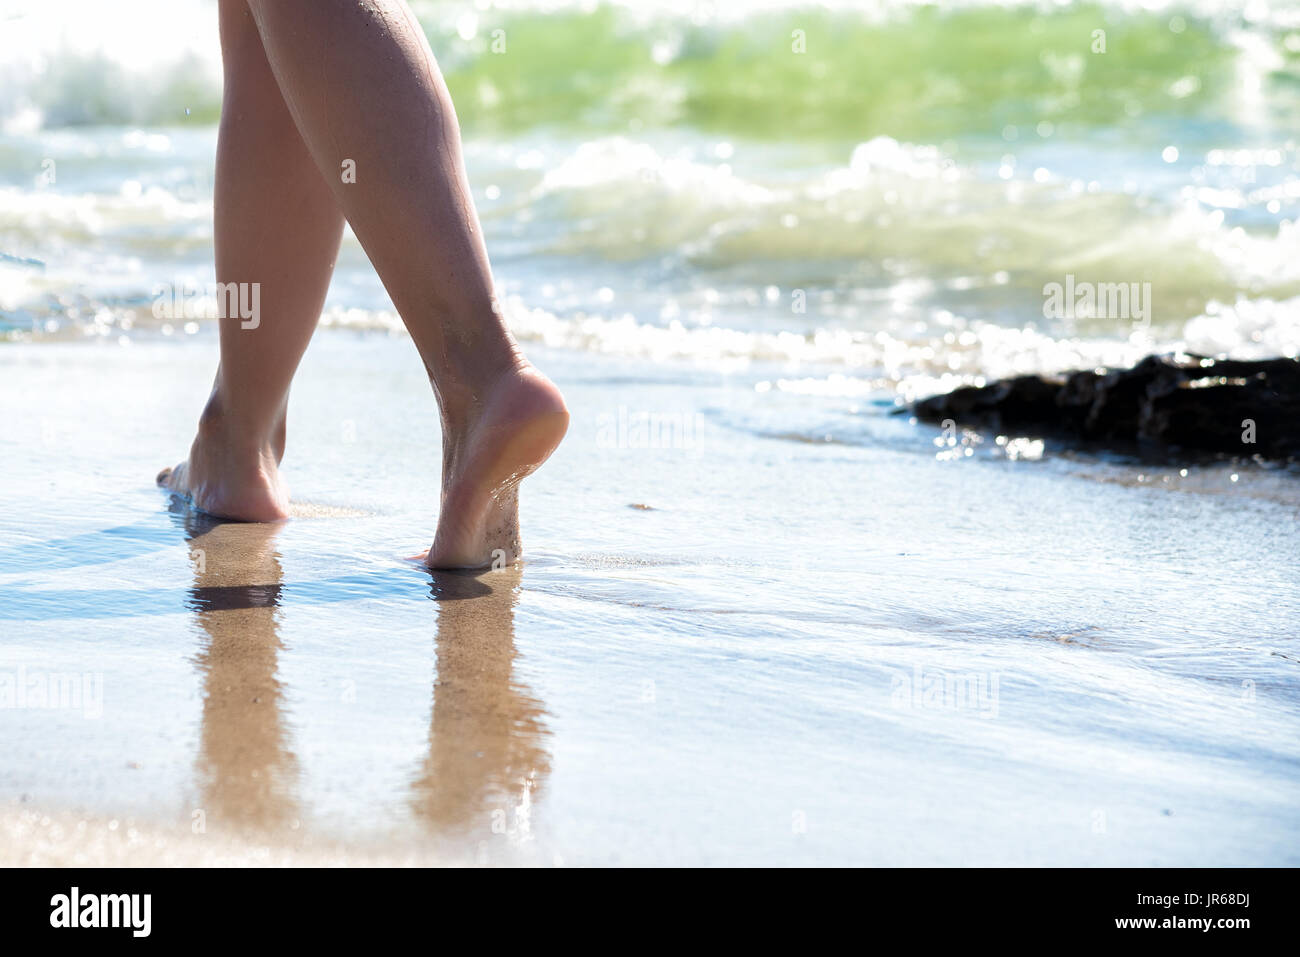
[915,375,1062,429]
[912,354,1300,459]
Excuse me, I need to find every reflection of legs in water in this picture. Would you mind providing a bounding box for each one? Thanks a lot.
[411,569,551,845]
[160,0,568,568]
[172,506,300,835]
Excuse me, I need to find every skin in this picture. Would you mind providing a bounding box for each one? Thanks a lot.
[159,0,568,568]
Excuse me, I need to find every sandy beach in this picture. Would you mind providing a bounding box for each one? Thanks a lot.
[2,332,1297,866]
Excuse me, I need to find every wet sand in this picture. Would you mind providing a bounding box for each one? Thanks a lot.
[1,332,1298,865]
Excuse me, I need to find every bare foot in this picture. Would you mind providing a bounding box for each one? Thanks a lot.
[157,402,290,523]
[423,364,569,569]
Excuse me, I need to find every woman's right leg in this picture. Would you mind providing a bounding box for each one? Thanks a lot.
[242,0,568,568]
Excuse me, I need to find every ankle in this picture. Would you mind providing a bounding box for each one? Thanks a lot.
[197,391,285,462]
[433,340,530,429]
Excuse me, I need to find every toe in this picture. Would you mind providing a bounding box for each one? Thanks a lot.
[158,462,187,490]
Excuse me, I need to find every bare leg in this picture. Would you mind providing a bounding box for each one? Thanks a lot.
[244,0,568,568]
[159,0,346,521]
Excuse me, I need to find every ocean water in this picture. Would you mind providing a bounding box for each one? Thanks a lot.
[1,0,1299,865]
[4,0,1300,375]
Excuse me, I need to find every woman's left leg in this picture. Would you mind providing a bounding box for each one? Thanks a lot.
[158,0,346,521]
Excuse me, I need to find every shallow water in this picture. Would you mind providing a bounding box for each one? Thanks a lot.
[1,335,1297,865]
